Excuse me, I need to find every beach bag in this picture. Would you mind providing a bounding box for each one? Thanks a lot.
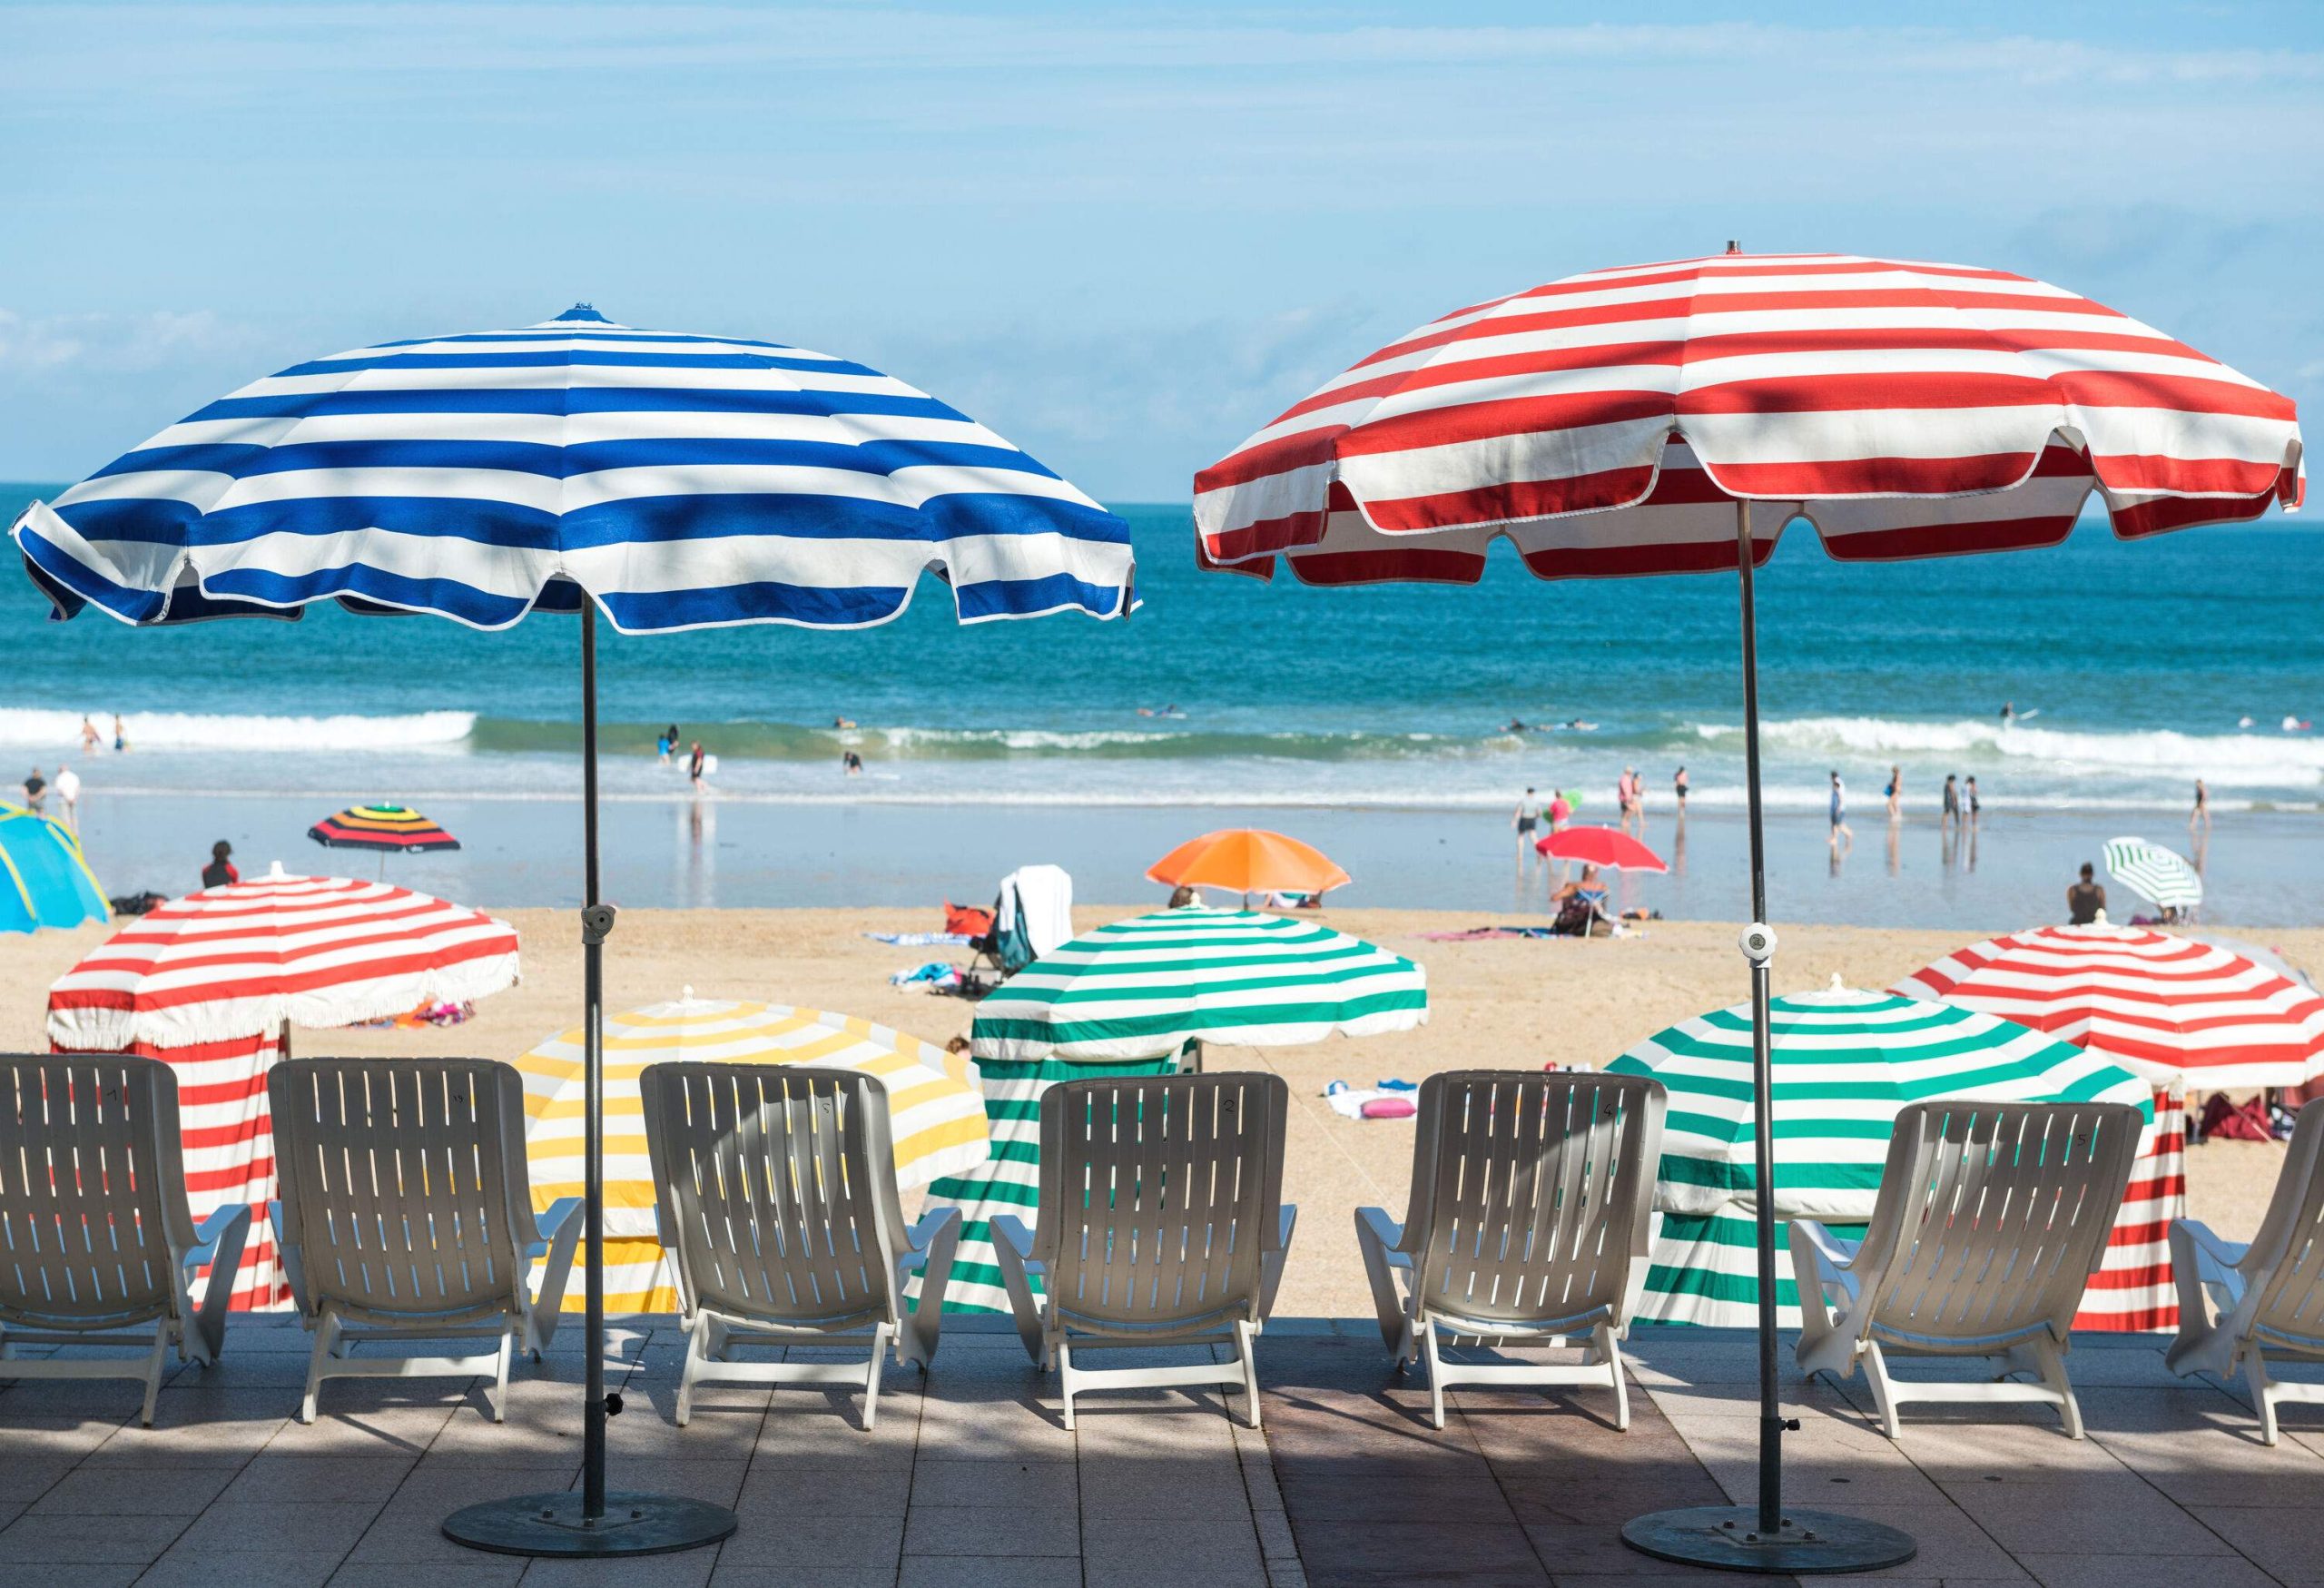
[2199,1091,2273,1143]
[945,902,995,939]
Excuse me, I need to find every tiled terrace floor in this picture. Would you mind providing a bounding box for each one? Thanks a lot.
[2,1318,2319,1588]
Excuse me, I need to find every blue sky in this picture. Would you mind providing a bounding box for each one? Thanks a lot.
[4,1,2319,498]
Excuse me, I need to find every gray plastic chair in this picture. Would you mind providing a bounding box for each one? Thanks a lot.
[2168,1098,2324,1445]
[640,1062,959,1430]
[991,1070,1295,1429]
[1793,1098,2143,1439]
[1355,1070,1665,1430]
[0,1054,252,1425]
[267,1057,581,1423]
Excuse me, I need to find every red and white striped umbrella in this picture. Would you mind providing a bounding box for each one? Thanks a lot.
[47,870,520,1052]
[1195,252,2301,580]
[44,872,520,1308]
[1893,922,2324,1090]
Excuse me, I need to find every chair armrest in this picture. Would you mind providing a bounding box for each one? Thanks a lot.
[1275,1205,1298,1252]
[528,1197,584,1256]
[191,1202,249,1251]
[905,1207,960,1258]
[1355,1206,1412,1267]
[2171,1219,2250,1293]
[990,1213,1037,1263]
[1790,1218,1863,1278]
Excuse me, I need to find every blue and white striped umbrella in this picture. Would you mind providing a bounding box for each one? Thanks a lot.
[10,305,1135,631]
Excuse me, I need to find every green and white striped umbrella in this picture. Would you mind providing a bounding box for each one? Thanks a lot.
[926,908,1427,1311]
[968,907,1430,1063]
[1607,983,2152,1328]
[2105,835,2204,911]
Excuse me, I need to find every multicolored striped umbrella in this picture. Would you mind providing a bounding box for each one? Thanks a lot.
[969,907,1429,1063]
[309,804,461,854]
[930,908,1428,1312]
[1194,253,2300,581]
[45,871,521,1309]
[2104,836,2203,912]
[1894,923,2324,1089]
[1608,985,2151,1328]
[514,994,988,1313]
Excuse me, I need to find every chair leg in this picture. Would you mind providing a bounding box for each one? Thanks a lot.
[862,1322,892,1433]
[1236,1318,1264,1432]
[138,1325,170,1427]
[486,1327,513,1424]
[2028,1335,2082,1440]
[1422,1323,1448,1431]
[1596,1324,1630,1433]
[1057,1337,1077,1432]
[300,1311,340,1425]
[1861,1341,1901,1440]
[675,1319,708,1428]
[2249,1344,2280,1448]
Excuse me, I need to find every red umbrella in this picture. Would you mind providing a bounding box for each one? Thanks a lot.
[1195,249,2302,1571]
[1534,824,1666,873]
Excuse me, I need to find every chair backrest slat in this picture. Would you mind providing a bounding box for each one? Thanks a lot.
[1870,1100,2141,1345]
[0,1055,187,1327]
[1410,1070,1662,1332]
[269,1059,530,1320]
[1039,1071,1285,1331]
[641,1063,901,1331]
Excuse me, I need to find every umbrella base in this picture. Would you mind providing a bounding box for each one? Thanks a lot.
[444,1491,738,1557]
[1622,1505,1916,1575]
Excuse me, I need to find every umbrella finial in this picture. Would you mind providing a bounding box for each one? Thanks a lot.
[1725,240,1742,254]
[2093,909,2110,925]
[554,303,611,323]
[681,983,694,1001]
[1828,972,1846,991]
[268,860,287,879]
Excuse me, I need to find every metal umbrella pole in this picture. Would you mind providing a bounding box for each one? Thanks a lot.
[444,604,739,1558]
[1621,503,1915,1574]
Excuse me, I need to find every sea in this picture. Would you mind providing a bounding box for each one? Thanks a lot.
[5,486,2320,928]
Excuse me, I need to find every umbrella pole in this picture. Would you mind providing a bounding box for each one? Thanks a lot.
[1621,501,1915,1574]
[443,603,736,1559]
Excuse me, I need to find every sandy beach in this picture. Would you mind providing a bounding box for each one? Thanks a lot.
[6,903,2309,1318]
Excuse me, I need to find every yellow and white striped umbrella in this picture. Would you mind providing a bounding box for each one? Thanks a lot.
[515,991,988,1312]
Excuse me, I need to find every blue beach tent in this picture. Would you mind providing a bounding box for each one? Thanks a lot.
[0,804,109,934]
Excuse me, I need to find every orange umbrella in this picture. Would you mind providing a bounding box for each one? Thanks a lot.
[1147,828,1350,899]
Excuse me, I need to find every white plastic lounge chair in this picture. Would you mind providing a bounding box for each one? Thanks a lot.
[2167,1097,2324,1445]
[1355,1070,1665,1430]
[267,1057,582,1423]
[991,1070,1294,1429]
[1793,1098,2143,1439]
[0,1054,252,1425]
[639,1062,959,1431]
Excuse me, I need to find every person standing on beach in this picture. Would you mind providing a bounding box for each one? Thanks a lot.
[1940,774,1960,833]
[1512,786,1543,860]
[51,764,79,832]
[2068,863,2106,925]
[1884,764,1900,821]
[1672,765,1689,816]
[79,716,100,755]
[688,740,707,796]
[112,715,128,753]
[1828,771,1853,852]
[1547,788,1572,833]
[2191,778,2211,833]
[1617,766,1644,836]
[1964,775,1981,825]
[21,766,46,814]
[656,728,674,764]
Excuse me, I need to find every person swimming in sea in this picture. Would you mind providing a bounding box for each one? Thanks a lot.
[842,750,863,776]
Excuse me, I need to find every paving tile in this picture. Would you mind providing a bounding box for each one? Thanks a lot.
[0,1569,146,1588]
[172,1498,384,1555]
[1770,1503,2030,1582]
[1305,1517,1546,1582]
[908,1455,1077,1509]
[714,1509,906,1568]
[736,1462,914,1516]
[83,1388,286,1465]
[135,1553,345,1588]
[2185,1504,2324,1583]
[0,1453,79,1504]
[1939,1477,2231,1555]
[903,1502,1079,1557]
[899,1558,1085,1588]
[708,1569,904,1588]
[1080,1458,1253,1517]
[28,1462,237,1514]
[339,1464,580,1563]
[1084,1514,1269,1587]
[330,1563,526,1588]
[2017,1553,2285,1588]
[222,1454,419,1504]
[258,1401,457,1459]
[0,1508,192,1563]
[1278,1466,1514,1523]
[0,1412,126,1465]
[519,1553,719,1588]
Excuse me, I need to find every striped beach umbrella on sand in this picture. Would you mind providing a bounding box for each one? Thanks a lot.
[2103,836,2203,913]
[514,994,989,1313]
[1608,983,2150,1329]
[310,804,461,854]
[931,908,1428,1311]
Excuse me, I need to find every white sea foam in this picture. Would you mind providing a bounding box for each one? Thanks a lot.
[1695,716,2324,784]
[0,707,477,752]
